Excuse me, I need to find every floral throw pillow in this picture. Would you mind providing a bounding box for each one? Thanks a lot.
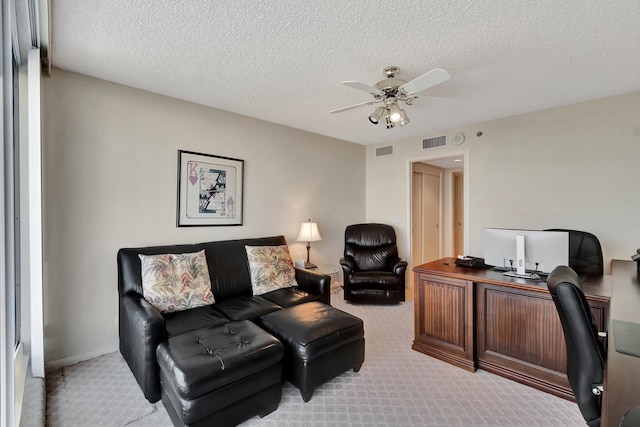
[139,250,214,313]
[245,245,298,296]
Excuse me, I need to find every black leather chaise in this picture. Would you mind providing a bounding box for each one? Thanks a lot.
[118,236,332,426]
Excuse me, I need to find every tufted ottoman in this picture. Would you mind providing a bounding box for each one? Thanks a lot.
[156,320,283,427]
[259,301,365,402]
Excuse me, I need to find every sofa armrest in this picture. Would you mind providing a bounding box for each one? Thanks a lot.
[119,294,166,403]
[390,258,408,276]
[339,256,357,274]
[295,267,331,305]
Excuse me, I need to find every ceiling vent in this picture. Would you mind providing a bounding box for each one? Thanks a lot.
[375,145,394,157]
[422,135,447,150]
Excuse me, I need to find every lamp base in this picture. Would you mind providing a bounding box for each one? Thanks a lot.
[303,242,317,270]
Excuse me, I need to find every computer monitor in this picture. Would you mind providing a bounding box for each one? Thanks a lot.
[483,228,569,277]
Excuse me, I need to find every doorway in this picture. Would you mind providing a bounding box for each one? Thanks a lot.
[411,163,442,272]
[409,156,465,287]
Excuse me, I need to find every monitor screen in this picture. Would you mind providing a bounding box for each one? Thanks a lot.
[483,228,569,275]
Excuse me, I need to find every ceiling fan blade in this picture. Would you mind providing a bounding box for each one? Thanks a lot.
[330,100,375,114]
[400,68,451,95]
[410,96,455,109]
[342,81,383,96]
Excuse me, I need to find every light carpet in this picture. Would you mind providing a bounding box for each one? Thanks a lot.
[46,290,585,426]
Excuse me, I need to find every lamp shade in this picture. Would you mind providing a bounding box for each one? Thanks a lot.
[369,106,385,124]
[297,221,322,242]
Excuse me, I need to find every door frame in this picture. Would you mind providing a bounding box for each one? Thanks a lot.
[407,151,469,274]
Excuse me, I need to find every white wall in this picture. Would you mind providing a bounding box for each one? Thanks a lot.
[42,69,365,365]
[367,91,640,274]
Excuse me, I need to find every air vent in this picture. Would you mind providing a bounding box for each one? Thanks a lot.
[422,135,447,150]
[375,145,394,157]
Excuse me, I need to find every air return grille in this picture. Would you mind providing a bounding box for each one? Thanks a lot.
[422,135,447,149]
[375,145,394,157]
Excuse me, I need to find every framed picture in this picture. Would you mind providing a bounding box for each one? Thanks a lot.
[177,150,244,226]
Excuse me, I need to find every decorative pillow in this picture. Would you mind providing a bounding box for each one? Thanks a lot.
[139,250,214,313]
[245,245,298,296]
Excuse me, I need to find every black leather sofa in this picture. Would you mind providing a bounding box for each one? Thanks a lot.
[118,235,334,424]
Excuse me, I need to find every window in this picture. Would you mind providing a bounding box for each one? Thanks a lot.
[12,50,20,348]
[2,7,23,425]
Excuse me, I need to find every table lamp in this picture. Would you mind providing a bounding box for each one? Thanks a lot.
[297,218,322,270]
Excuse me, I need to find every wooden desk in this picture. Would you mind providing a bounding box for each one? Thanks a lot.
[412,258,611,400]
[603,260,640,427]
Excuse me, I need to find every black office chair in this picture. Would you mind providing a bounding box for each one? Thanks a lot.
[547,266,606,427]
[621,406,640,427]
[546,229,604,275]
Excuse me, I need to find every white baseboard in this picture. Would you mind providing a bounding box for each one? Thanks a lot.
[45,345,118,372]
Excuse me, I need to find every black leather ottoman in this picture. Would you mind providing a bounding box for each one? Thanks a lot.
[156,320,283,427]
[259,301,365,402]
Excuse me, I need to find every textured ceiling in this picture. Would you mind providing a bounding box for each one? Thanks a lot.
[50,0,640,145]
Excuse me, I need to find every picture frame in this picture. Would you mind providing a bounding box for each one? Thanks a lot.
[176,150,244,227]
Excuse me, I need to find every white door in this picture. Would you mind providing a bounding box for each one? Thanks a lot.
[453,172,464,256]
[421,173,440,262]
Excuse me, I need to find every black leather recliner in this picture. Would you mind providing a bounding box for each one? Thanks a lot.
[545,229,604,275]
[547,265,606,427]
[340,223,407,304]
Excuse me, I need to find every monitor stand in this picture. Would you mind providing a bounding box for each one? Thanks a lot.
[503,271,542,280]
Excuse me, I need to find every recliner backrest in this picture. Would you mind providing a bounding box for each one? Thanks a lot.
[546,229,603,275]
[547,265,605,427]
[344,223,398,271]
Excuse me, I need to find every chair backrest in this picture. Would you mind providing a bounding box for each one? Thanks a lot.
[547,265,605,427]
[344,223,398,271]
[546,229,604,275]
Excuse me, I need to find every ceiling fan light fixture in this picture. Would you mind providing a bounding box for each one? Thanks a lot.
[388,102,402,122]
[369,106,385,124]
[398,109,410,126]
[331,66,453,131]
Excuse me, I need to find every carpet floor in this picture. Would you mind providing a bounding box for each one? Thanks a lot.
[45,290,585,426]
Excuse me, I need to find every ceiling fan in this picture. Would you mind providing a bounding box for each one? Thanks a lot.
[330,66,453,129]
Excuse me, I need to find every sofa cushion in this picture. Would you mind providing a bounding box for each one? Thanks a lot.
[163,305,229,337]
[245,245,298,295]
[214,295,282,321]
[139,250,214,313]
[259,301,364,362]
[261,287,322,308]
